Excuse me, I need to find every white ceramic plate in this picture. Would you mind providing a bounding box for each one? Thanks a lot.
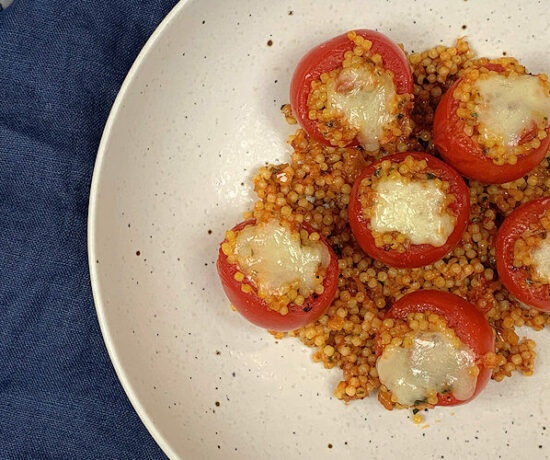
[88,1,550,458]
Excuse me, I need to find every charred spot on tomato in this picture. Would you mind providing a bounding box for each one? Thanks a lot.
[303,305,313,312]
[426,173,437,180]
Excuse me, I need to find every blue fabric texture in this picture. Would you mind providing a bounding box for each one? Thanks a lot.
[0,1,177,458]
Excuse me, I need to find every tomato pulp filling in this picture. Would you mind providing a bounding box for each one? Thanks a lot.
[221,219,330,315]
[306,31,413,150]
[376,311,478,410]
[453,59,550,166]
[358,155,456,252]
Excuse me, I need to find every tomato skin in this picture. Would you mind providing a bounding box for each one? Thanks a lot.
[216,220,339,331]
[348,152,470,268]
[290,30,414,146]
[380,290,495,407]
[496,197,550,312]
[433,77,550,184]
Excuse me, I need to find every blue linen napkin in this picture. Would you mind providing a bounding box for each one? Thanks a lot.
[0,1,178,457]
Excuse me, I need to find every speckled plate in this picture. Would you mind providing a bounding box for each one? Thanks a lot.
[88,1,550,458]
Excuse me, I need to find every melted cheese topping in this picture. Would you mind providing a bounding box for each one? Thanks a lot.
[370,177,455,246]
[476,74,550,148]
[328,66,397,151]
[531,235,550,283]
[233,220,330,295]
[376,332,477,406]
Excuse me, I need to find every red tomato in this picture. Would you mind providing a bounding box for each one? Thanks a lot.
[433,76,550,184]
[348,152,470,268]
[216,219,339,331]
[379,290,495,407]
[290,29,414,146]
[496,197,550,312]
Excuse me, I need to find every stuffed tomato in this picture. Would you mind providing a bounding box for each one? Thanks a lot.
[348,152,470,268]
[496,196,550,312]
[217,218,339,331]
[290,30,414,151]
[376,290,495,410]
[434,60,550,184]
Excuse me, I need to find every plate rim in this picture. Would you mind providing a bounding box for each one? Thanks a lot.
[87,2,189,459]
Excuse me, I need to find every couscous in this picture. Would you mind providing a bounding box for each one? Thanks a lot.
[216,30,550,419]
